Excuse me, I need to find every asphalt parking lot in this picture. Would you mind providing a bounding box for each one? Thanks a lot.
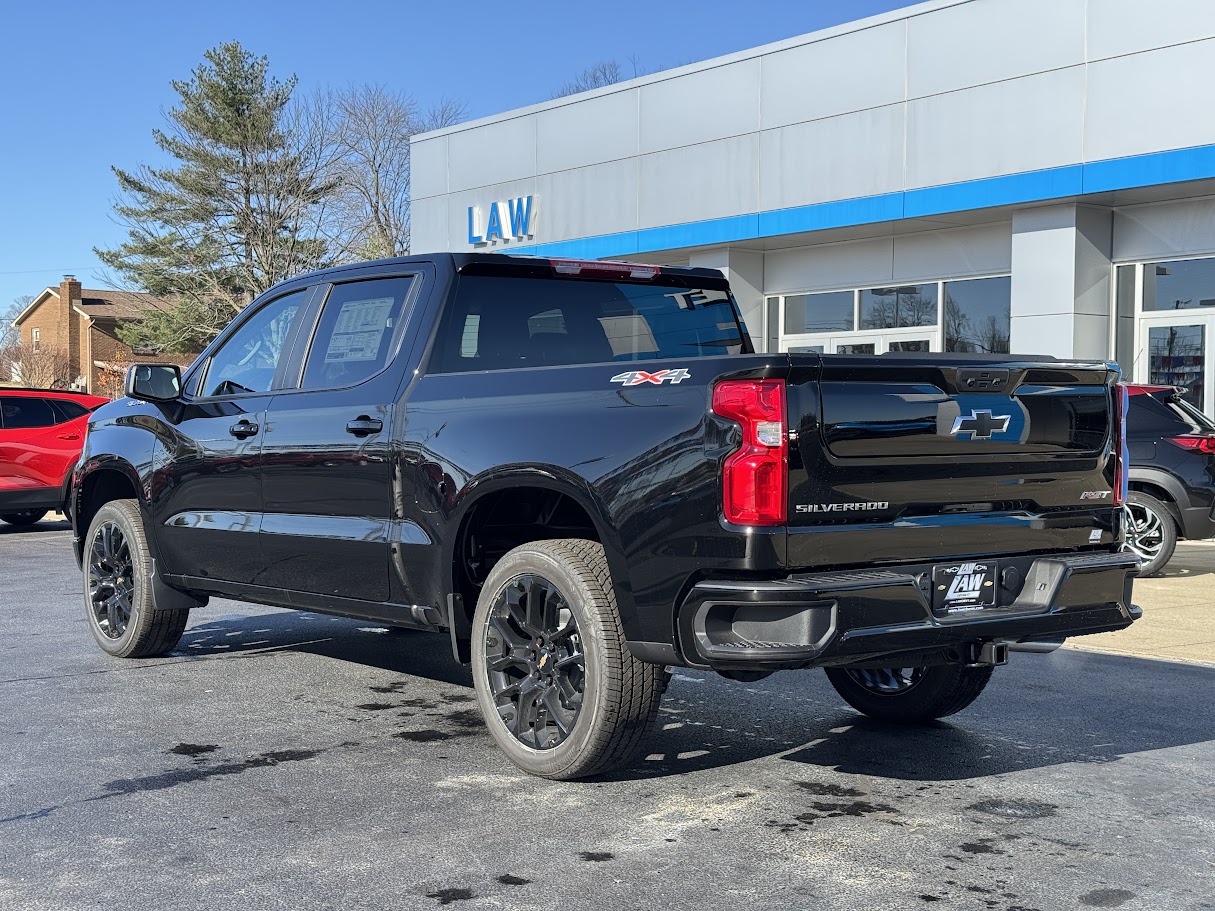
[1,521,1213,911]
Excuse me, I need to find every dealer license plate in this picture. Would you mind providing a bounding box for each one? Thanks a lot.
[931,561,998,613]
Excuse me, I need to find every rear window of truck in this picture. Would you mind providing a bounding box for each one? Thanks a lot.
[430,274,748,373]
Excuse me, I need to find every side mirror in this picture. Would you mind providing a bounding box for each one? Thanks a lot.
[125,364,182,403]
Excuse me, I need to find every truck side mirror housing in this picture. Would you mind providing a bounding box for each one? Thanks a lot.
[125,364,182,403]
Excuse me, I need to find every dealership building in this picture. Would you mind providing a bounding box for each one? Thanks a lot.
[411,0,1215,414]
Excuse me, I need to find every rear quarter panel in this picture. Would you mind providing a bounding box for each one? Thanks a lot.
[400,355,784,645]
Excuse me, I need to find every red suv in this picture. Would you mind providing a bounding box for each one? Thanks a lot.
[0,388,109,526]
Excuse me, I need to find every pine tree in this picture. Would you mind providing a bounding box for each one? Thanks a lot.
[97,42,335,353]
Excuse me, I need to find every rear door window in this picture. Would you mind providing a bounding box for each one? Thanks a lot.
[300,277,415,389]
[47,399,88,423]
[0,397,56,429]
[432,275,747,373]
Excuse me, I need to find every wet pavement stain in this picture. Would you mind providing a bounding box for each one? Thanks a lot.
[2,749,324,823]
[578,851,614,862]
[496,875,530,886]
[1079,889,1137,907]
[356,703,397,711]
[798,800,899,823]
[443,692,475,703]
[795,781,865,798]
[443,710,485,730]
[394,730,452,742]
[968,798,1058,819]
[102,750,323,796]
[425,887,474,905]
[960,841,1003,855]
[168,743,220,759]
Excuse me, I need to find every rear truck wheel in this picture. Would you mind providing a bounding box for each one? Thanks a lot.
[0,509,48,526]
[824,664,995,723]
[1124,490,1178,577]
[84,499,189,658]
[470,539,665,780]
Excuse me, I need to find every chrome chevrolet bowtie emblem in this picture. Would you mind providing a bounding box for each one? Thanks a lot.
[950,409,1011,440]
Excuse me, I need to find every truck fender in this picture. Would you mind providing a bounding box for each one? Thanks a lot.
[441,465,639,658]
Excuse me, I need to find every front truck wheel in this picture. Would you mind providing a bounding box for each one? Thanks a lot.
[470,539,665,780]
[84,498,189,658]
[824,664,995,723]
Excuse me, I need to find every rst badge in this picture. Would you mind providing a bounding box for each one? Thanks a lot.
[610,368,691,387]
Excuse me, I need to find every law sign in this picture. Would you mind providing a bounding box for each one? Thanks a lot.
[468,196,536,245]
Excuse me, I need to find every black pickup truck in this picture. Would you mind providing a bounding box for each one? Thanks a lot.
[71,253,1140,779]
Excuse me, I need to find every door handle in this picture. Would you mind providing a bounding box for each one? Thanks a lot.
[346,416,383,437]
[229,420,260,439]
[57,432,80,441]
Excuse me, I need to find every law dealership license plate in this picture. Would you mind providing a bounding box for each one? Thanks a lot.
[932,561,998,613]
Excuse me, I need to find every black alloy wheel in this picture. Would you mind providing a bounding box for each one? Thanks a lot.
[483,573,585,750]
[0,509,48,526]
[88,521,134,640]
[844,666,926,695]
[824,663,995,723]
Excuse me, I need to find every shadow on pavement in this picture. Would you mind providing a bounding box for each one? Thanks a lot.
[175,607,1215,783]
[0,518,72,536]
[1149,540,1215,580]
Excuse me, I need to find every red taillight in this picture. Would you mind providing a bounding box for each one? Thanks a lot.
[1168,435,1215,454]
[712,379,787,526]
[1114,383,1129,506]
[550,258,660,280]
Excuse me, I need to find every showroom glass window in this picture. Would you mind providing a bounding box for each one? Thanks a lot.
[860,284,938,329]
[1141,258,1215,311]
[944,276,1011,353]
[784,291,855,333]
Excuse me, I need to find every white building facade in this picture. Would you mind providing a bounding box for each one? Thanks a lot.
[411,0,1215,415]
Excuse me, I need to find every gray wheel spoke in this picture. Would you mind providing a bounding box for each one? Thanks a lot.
[541,688,575,736]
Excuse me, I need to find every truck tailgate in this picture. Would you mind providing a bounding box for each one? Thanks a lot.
[785,356,1120,568]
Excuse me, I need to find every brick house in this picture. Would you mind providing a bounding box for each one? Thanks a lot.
[10,275,190,395]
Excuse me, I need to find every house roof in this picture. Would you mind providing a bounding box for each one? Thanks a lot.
[14,286,173,326]
[78,288,173,320]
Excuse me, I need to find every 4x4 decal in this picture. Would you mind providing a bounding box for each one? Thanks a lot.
[610,368,691,387]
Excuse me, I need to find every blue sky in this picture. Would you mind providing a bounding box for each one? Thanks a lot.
[0,0,920,310]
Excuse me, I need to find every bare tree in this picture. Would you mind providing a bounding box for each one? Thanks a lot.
[316,86,466,260]
[554,60,625,98]
[1,342,73,388]
[1,295,33,351]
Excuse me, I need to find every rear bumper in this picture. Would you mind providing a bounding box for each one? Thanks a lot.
[674,550,1140,672]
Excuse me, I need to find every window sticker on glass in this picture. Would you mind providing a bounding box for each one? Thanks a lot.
[324,297,395,363]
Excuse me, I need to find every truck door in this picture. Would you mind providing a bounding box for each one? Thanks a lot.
[259,274,422,603]
[154,287,313,583]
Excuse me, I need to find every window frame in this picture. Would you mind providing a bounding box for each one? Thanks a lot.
[189,285,319,403]
[283,272,423,395]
